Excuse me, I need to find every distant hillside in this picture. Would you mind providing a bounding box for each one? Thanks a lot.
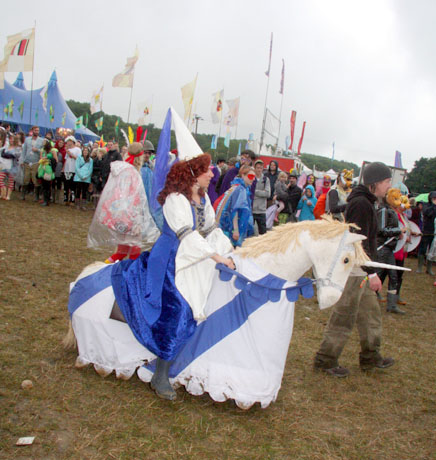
[66,99,360,174]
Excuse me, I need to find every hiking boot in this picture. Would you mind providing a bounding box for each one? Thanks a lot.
[315,365,350,378]
[360,356,395,371]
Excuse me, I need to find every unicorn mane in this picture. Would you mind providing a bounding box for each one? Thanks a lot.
[236,215,369,265]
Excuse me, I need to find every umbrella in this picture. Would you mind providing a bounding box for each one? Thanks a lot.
[414,193,429,203]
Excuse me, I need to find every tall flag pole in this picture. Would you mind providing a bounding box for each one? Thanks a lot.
[260,32,273,153]
[332,142,335,161]
[297,121,306,156]
[276,59,285,151]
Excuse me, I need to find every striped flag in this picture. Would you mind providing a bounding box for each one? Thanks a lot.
[0,28,35,89]
[265,33,273,77]
[115,118,120,135]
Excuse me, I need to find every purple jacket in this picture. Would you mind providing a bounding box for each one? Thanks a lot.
[207,165,220,205]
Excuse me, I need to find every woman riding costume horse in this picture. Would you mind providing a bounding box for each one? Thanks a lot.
[65,109,409,408]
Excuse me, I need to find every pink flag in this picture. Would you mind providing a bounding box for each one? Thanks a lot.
[142,129,148,142]
[289,111,297,150]
[297,121,306,156]
[265,33,273,77]
[279,59,285,94]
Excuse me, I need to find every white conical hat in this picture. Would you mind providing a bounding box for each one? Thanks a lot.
[170,107,203,161]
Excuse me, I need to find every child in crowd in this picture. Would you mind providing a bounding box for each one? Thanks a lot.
[0,134,22,200]
[297,184,317,221]
[273,171,288,222]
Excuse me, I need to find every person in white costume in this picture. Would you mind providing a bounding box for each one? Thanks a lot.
[111,124,234,400]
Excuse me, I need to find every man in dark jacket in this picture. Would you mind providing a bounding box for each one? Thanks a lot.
[101,144,122,187]
[417,190,436,274]
[286,171,302,221]
[314,162,395,377]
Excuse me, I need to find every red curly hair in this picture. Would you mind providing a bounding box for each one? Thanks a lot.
[158,153,211,205]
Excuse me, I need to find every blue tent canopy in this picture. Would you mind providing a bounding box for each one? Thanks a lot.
[0,70,99,142]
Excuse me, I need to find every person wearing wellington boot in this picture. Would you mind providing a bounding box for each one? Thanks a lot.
[111,145,234,400]
[314,162,396,377]
[418,191,436,275]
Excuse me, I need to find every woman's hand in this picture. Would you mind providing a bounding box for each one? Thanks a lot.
[232,229,240,241]
[212,254,235,270]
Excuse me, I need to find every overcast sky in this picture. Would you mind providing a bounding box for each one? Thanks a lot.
[2,0,436,170]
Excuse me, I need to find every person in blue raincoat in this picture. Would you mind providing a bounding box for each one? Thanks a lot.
[215,164,255,246]
[297,184,317,221]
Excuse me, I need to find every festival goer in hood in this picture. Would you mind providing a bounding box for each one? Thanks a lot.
[215,164,255,247]
[265,160,279,206]
[297,184,317,221]
[326,169,353,221]
[316,175,331,198]
[252,159,271,235]
[418,191,436,275]
[143,140,155,170]
[110,151,234,400]
[314,161,395,377]
[63,136,81,205]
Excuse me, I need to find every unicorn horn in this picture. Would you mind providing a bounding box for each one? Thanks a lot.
[362,261,411,271]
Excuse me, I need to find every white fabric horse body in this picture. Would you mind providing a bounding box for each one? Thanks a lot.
[68,220,370,409]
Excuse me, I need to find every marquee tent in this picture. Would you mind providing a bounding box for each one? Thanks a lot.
[0,70,99,142]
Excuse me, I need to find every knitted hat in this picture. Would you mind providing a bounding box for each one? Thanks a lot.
[127,142,143,156]
[362,162,391,185]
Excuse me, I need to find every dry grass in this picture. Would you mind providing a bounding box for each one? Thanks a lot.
[0,195,435,460]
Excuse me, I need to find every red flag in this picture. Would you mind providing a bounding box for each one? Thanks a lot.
[136,126,143,142]
[297,121,306,156]
[289,111,297,150]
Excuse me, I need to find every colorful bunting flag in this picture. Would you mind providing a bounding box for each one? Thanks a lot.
[210,135,217,150]
[112,47,139,88]
[49,105,54,123]
[61,112,66,126]
[8,99,14,117]
[95,116,103,131]
[181,75,197,122]
[18,101,24,119]
[211,89,224,124]
[115,118,120,135]
[265,33,273,77]
[75,116,83,130]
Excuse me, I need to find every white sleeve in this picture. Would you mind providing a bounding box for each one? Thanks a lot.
[163,193,216,272]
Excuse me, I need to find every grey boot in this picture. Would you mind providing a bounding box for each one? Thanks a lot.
[150,358,177,400]
[416,255,425,273]
[426,261,434,276]
[33,186,41,202]
[386,292,405,314]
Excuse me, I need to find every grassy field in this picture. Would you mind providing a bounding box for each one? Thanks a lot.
[0,195,435,460]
